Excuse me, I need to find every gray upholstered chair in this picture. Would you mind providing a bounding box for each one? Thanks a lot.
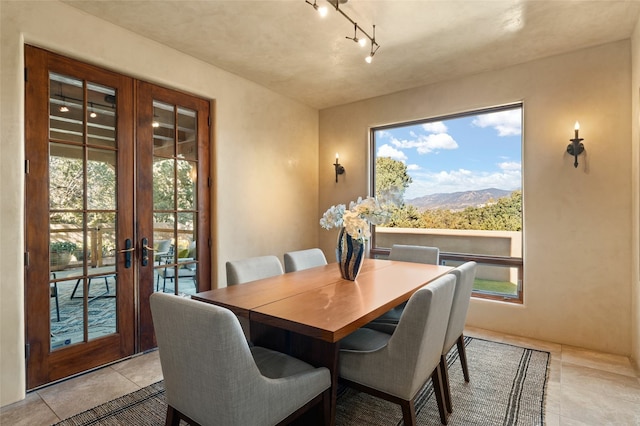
[439,261,477,413]
[365,244,441,334]
[226,255,285,338]
[226,255,284,286]
[283,248,327,272]
[150,293,331,426]
[338,274,456,425]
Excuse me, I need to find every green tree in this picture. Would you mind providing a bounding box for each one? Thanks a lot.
[375,157,412,199]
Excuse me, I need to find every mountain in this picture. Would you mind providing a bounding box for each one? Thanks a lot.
[406,188,513,211]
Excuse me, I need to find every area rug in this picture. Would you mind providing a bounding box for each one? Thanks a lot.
[54,337,549,425]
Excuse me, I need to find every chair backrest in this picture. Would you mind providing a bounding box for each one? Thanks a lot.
[442,261,477,354]
[226,255,284,285]
[150,293,266,425]
[388,244,440,265]
[284,248,327,272]
[386,274,455,398]
[156,239,171,253]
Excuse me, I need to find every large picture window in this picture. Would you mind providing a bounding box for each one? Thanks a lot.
[371,104,523,302]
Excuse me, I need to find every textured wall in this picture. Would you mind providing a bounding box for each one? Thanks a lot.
[0,1,318,406]
[631,15,640,371]
[319,40,633,357]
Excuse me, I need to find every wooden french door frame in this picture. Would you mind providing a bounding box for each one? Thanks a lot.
[25,46,135,388]
[24,46,212,388]
[136,81,211,351]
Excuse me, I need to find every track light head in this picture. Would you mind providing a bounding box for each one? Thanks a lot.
[306,0,327,17]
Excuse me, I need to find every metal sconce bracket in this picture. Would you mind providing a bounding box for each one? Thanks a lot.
[567,122,585,168]
[334,159,345,182]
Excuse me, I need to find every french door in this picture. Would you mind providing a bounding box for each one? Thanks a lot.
[24,46,211,389]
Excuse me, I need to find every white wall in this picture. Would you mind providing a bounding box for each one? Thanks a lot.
[0,1,319,406]
[319,41,633,357]
[631,15,640,371]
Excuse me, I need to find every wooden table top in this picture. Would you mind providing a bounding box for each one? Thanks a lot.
[251,260,452,342]
[193,259,452,342]
[191,258,393,317]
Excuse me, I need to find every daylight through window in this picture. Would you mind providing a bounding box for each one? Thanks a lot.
[371,104,523,302]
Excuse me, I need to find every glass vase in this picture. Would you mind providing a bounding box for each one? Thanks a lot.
[336,227,365,281]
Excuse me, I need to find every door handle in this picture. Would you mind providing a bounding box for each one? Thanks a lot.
[141,237,154,266]
[119,238,134,268]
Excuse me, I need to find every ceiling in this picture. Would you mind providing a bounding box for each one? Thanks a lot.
[62,0,640,109]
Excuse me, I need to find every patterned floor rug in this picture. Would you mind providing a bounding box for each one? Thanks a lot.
[54,337,549,425]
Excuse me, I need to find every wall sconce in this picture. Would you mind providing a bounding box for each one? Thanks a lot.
[567,121,585,168]
[334,153,345,182]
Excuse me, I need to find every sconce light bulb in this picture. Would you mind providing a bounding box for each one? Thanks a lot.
[318,5,328,17]
[365,55,373,64]
[336,153,339,160]
[358,38,367,47]
[574,121,580,131]
[152,121,160,128]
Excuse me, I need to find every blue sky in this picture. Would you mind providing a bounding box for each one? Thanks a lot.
[375,107,522,200]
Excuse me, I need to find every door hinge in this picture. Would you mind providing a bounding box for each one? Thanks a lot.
[24,68,28,82]
[25,160,30,174]
[25,343,30,360]
[208,115,211,127]
[207,177,212,187]
[24,251,29,267]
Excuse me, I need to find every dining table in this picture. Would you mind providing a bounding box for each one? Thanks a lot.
[191,258,453,425]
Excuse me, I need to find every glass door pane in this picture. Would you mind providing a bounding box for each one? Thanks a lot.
[152,101,198,296]
[48,73,119,350]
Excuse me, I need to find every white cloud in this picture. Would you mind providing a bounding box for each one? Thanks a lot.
[406,164,420,171]
[422,121,448,133]
[376,129,392,141]
[498,161,521,171]
[472,109,521,136]
[377,144,407,161]
[391,133,458,155]
[404,167,521,199]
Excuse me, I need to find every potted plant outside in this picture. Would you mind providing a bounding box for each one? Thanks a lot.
[50,241,78,271]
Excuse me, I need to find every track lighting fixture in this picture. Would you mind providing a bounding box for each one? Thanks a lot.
[306,0,380,63]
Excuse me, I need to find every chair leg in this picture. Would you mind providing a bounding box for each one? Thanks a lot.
[165,405,180,426]
[52,283,60,322]
[71,279,82,299]
[440,354,453,413]
[456,334,470,382]
[431,364,448,425]
[400,399,417,426]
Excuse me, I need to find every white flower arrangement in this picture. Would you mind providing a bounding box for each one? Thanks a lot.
[320,189,402,240]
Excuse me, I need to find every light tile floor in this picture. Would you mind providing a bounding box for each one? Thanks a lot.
[1,327,639,425]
